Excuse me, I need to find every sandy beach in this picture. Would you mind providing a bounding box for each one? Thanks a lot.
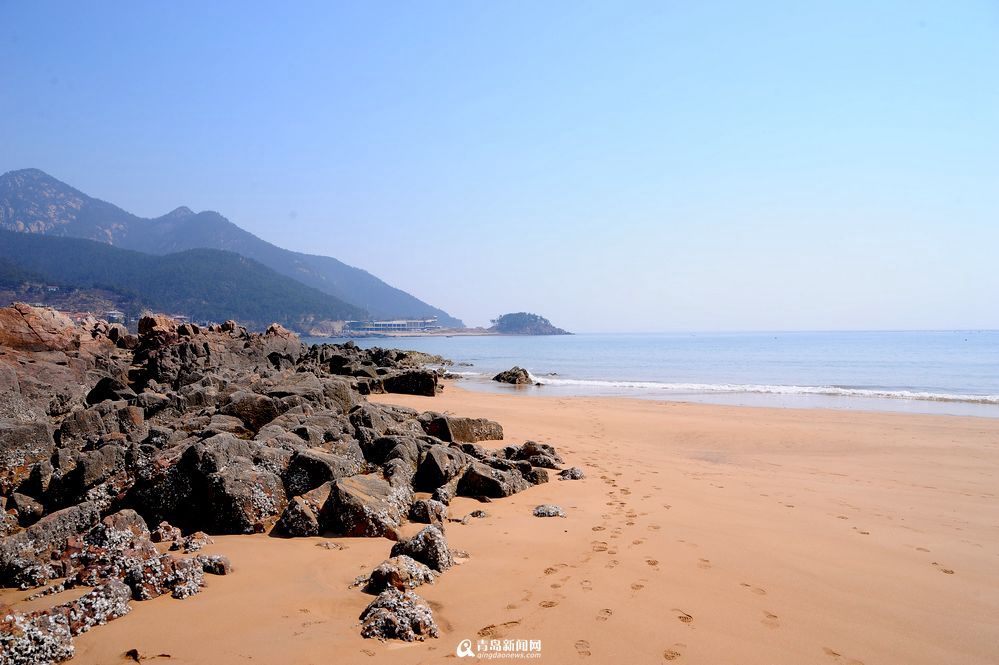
[8,383,997,664]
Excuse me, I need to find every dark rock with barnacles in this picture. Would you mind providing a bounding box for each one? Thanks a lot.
[359,589,439,641]
[0,306,570,654]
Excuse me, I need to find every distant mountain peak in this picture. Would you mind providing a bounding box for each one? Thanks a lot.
[163,206,195,219]
[0,168,464,326]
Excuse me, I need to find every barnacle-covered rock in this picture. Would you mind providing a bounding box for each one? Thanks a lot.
[359,589,439,641]
[532,504,566,518]
[363,555,436,593]
[389,525,453,572]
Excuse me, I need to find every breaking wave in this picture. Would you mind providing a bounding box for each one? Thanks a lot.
[526,374,999,405]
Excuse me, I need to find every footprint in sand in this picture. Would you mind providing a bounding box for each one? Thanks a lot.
[575,640,592,657]
[478,620,522,638]
[761,611,780,628]
[916,547,930,552]
[698,558,712,569]
[823,646,866,664]
[673,609,693,624]
[592,541,609,552]
[646,559,660,568]
[663,648,682,661]
[931,562,955,574]
[544,567,558,575]
[551,583,562,589]
[605,559,620,569]
[648,524,661,531]
[740,583,767,595]
[580,579,593,592]
[592,525,606,531]
[631,582,645,591]
[596,608,614,622]
[539,600,559,608]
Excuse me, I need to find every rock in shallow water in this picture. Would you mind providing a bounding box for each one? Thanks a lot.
[492,366,532,385]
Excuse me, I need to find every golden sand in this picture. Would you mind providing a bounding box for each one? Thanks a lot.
[8,384,997,664]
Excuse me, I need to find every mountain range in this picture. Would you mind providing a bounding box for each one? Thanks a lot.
[0,231,368,330]
[0,168,462,327]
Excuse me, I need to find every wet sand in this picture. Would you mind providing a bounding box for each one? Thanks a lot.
[9,384,999,664]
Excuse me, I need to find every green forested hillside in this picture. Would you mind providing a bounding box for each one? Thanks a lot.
[0,231,366,329]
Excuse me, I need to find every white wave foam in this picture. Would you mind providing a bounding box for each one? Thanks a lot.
[526,373,999,405]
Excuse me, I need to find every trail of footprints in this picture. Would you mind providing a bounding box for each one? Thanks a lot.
[544,452,793,660]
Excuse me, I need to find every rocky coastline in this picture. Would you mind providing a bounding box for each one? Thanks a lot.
[0,304,573,663]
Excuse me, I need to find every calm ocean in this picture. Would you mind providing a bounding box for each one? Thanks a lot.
[303,331,999,418]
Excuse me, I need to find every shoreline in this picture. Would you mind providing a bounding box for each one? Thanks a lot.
[450,376,999,419]
[15,383,996,664]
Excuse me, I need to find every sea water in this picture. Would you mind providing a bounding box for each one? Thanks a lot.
[303,331,999,417]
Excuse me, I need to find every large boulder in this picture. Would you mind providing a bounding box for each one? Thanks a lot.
[0,304,78,352]
[359,589,439,641]
[389,525,453,572]
[414,445,472,492]
[323,474,410,538]
[85,377,136,405]
[283,449,361,498]
[206,461,288,534]
[382,371,438,397]
[363,555,436,594]
[219,391,283,431]
[423,415,503,443]
[458,461,531,499]
[0,420,55,495]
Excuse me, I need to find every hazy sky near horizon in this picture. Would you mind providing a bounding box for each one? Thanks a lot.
[2,1,998,332]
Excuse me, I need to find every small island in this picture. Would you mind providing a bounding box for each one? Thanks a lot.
[488,312,571,335]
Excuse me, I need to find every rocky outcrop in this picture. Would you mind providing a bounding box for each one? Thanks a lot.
[492,366,532,385]
[0,305,571,653]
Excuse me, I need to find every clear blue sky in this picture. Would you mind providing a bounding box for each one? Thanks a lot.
[2,1,997,332]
